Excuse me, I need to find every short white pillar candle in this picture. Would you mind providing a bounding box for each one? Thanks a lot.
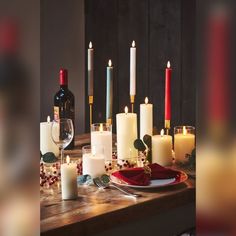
[174,126,195,163]
[152,129,173,166]
[91,123,112,161]
[61,155,77,200]
[82,146,105,178]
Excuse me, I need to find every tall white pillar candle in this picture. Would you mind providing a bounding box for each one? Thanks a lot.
[40,116,59,156]
[61,155,77,200]
[130,40,136,96]
[152,129,173,166]
[82,149,105,178]
[116,106,138,159]
[91,123,112,161]
[174,126,195,163]
[140,97,153,139]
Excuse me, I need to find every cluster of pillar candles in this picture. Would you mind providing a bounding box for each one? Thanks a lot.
[40,40,195,200]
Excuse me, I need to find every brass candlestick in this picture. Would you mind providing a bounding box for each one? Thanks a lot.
[130,95,135,113]
[89,96,93,126]
[165,120,170,135]
[106,118,112,126]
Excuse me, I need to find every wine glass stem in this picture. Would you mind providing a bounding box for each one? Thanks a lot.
[60,148,63,164]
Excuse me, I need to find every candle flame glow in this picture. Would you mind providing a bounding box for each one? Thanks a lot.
[108,59,112,67]
[132,40,135,47]
[99,123,103,132]
[161,129,164,137]
[66,155,70,164]
[47,116,50,123]
[125,106,128,114]
[183,126,187,135]
[89,41,92,49]
[167,61,171,68]
[145,97,148,104]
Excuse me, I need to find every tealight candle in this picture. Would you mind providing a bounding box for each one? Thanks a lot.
[174,126,195,163]
[40,116,59,156]
[116,106,138,160]
[140,97,153,139]
[152,129,173,166]
[61,155,77,200]
[91,123,112,161]
[82,146,105,178]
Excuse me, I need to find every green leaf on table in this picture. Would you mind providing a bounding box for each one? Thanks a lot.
[134,139,146,151]
[42,152,58,163]
[143,135,152,148]
[101,174,110,184]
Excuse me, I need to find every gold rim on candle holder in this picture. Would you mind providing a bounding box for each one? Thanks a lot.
[130,95,135,113]
[89,96,93,125]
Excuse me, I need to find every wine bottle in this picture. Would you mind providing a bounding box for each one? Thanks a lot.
[54,69,75,149]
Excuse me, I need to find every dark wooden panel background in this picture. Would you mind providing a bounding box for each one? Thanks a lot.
[85,0,196,134]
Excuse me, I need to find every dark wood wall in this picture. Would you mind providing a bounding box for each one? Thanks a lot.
[85,0,196,134]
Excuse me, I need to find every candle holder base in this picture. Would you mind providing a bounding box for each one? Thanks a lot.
[130,95,135,113]
[89,96,94,126]
[106,118,112,125]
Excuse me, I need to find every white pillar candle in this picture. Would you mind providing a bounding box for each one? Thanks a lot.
[116,106,138,160]
[174,126,195,163]
[130,40,136,96]
[91,123,112,161]
[61,155,77,200]
[152,129,173,166]
[82,151,105,178]
[140,97,153,139]
[40,116,59,156]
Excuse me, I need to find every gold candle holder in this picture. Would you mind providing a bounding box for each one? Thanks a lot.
[106,118,112,125]
[89,96,93,126]
[165,120,170,135]
[130,95,135,113]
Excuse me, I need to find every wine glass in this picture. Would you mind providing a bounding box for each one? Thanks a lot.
[51,118,74,164]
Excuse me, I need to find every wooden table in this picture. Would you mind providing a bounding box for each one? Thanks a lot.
[40,134,195,236]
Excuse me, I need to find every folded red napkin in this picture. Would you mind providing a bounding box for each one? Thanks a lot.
[111,163,180,186]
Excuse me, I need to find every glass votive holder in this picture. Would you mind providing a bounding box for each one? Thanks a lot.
[90,123,112,162]
[82,145,105,178]
[174,126,195,163]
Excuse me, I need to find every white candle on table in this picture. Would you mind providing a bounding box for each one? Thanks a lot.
[40,116,59,156]
[174,126,195,163]
[140,97,153,139]
[130,40,136,96]
[152,129,173,166]
[116,106,138,160]
[82,149,105,178]
[91,123,112,161]
[61,155,77,200]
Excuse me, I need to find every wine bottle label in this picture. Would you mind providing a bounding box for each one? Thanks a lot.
[54,106,59,121]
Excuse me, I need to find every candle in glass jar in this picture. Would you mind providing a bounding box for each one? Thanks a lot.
[91,123,112,161]
[40,116,59,156]
[140,97,153,140]
[152,129,173,166]
[61,155,77,200]
[116,106,138,159]
[174,126,195,163]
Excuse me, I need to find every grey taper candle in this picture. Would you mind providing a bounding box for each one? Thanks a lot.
[106,60,113,122]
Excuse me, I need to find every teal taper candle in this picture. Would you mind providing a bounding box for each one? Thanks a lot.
[106,60,113,123]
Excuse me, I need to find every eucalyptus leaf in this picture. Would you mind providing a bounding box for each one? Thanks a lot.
[101,174,110,184]
[143,135,152,148]
[134,139,146,151]
[42,152,58,163]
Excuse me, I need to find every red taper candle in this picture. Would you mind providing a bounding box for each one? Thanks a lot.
[165,61,172,129]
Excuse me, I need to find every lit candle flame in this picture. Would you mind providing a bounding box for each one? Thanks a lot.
[145,97,148,104]
[183,126,187,135]
[125,106,128,114]
[167,61,171,68]
[160,129,164,137]
[47,116,50,123]
[99,123,103,132]
[89,41,92,49]
[108,59,112,67]
[132,40,135,47]
[66,155,70,164]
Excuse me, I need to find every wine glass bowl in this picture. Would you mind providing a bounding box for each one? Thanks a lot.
[51,118,74,163]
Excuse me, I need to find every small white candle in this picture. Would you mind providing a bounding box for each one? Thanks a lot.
[116,106,138,159]
[130,40,136,96]
[91,123,112,161]
[61,155,77,200]
[40,116,59,156]
[82,149,105,178]
[174,126,195,163]
[140,97,153,139]
[152,129,173,166]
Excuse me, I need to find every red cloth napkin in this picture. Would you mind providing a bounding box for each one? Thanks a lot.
[111,163,180,186]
